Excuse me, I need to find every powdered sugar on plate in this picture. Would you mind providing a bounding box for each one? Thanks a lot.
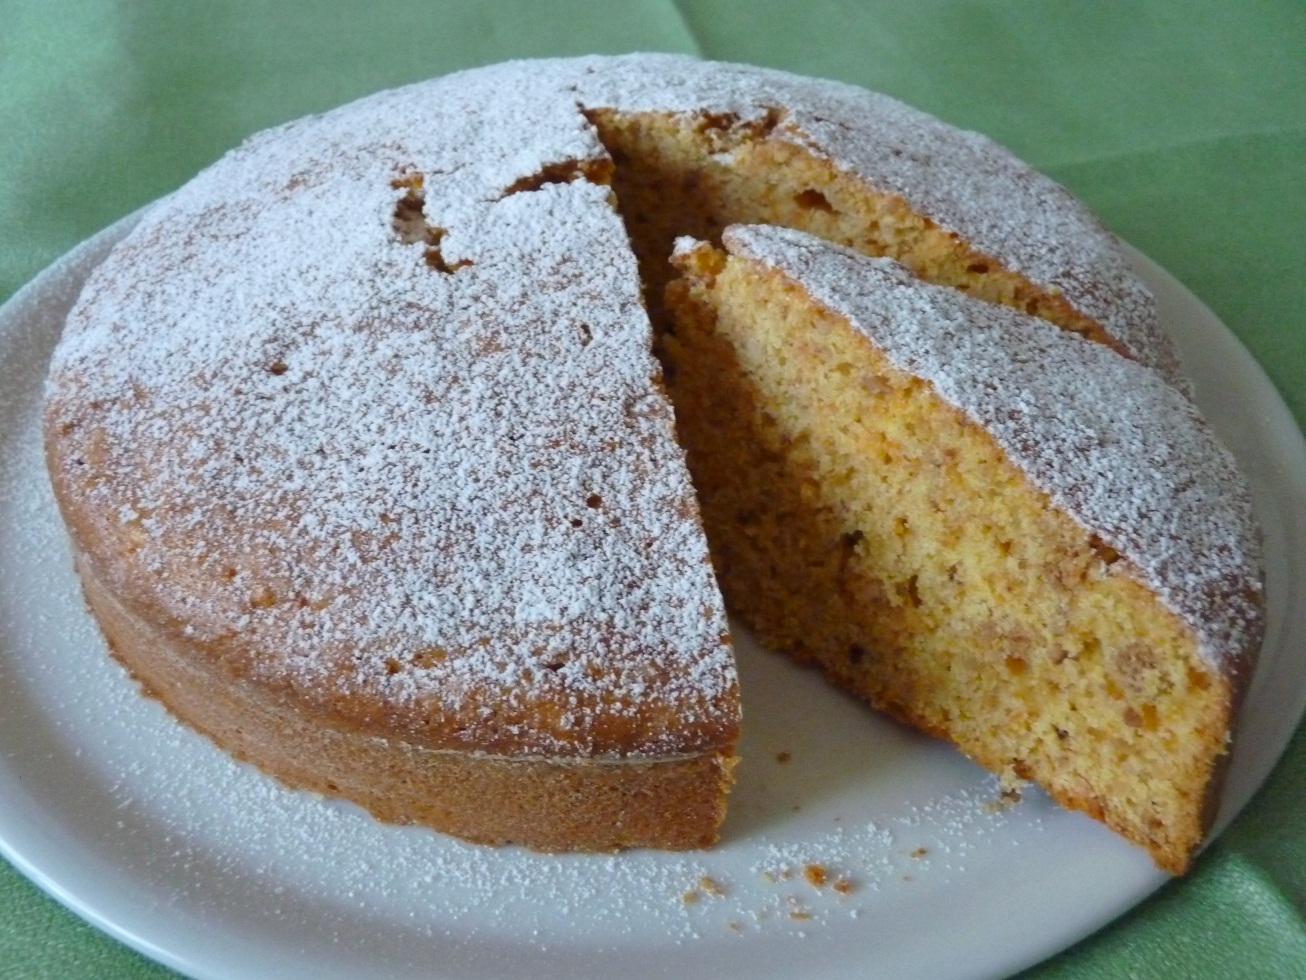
[3,207,1305,980]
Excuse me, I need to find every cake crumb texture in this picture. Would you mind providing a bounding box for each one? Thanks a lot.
[661,227,1261,873]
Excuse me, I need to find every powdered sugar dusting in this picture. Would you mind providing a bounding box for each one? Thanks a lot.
[46,66,738,757]
[722,224,1263,672]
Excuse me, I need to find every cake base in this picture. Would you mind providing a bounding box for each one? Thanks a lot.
[75,555,736,852]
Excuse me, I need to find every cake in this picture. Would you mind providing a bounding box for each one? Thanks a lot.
[665,226,1262,874]
[43,54,1261,868]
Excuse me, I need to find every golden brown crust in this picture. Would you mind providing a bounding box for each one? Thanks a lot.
[75,551,735,851]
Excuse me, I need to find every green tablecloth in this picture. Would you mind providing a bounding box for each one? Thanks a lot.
[1,2,1303,976]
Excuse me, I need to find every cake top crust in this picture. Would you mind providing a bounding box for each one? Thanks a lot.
[46,60,742,759]
[46,54,1180,756]
[715,223,1264,674]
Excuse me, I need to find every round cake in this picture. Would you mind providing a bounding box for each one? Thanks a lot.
[43,54,1260,865]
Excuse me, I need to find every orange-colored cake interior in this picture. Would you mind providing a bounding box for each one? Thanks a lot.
[586,108,1121,354]
[656,241,1233,873]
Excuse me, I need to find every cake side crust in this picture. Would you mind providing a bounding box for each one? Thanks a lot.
[75,551,735,851]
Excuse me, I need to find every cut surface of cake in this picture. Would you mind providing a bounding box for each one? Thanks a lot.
[663,225,1264,873]
[42,54,1260,863]
[574,58,1180,385]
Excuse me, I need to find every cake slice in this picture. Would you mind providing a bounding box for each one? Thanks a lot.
[664,225,1264,873]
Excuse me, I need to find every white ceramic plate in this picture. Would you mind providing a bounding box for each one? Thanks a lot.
[1,215,1303,980]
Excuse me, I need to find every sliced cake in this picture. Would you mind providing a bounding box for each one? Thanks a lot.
[663,225,1263,873]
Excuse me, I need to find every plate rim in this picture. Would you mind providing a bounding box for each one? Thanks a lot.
[0,215,1302,980]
